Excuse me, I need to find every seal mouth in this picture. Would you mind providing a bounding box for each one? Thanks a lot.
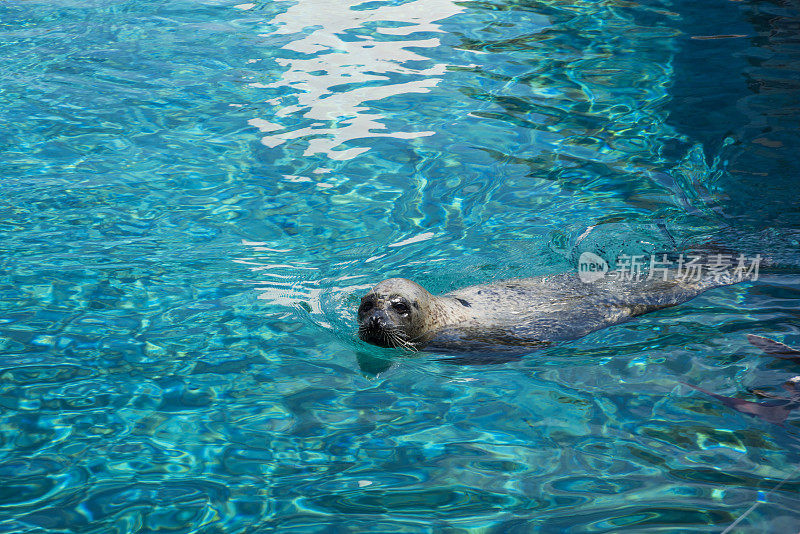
[358,324,415,351]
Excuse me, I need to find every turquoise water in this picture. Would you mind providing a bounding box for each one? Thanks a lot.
[2,0,800,531]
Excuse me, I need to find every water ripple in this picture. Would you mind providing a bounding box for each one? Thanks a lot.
[1,0,799,531]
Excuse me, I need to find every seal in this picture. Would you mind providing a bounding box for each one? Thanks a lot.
[357,271,737,353]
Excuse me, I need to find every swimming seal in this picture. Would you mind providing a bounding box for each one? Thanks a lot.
[357,271,737,353]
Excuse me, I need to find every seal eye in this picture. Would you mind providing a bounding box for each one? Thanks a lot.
[358,298,374,314]
[392,301,411,315]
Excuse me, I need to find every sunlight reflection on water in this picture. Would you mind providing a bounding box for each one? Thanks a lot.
[247,0,464,160]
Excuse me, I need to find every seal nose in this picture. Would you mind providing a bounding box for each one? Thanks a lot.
[359,310,392,347]
[368,314,383,328]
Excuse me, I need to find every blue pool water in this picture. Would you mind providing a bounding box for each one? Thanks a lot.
[1,0,800,531]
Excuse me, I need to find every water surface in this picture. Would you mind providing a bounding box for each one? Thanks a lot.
[1,0,799,532]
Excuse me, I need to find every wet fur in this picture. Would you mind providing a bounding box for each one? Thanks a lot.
[358,272,736,353]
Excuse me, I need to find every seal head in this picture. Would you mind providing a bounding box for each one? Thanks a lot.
[357,278,436,350]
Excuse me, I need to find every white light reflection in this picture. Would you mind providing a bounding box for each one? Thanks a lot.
[248,0,463,160]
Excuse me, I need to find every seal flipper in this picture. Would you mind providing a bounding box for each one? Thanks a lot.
[748,334,800,361]
[683,382,800,425]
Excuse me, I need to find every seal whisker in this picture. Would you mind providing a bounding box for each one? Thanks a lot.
[388,330,416,352]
